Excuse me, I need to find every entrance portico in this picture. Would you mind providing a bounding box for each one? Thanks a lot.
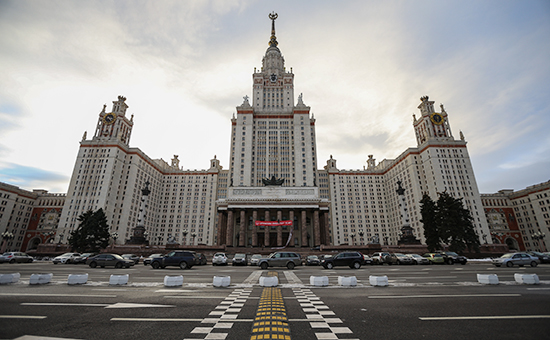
[216,186,330,247]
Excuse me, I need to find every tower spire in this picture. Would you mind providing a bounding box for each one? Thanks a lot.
[268,12,278,47]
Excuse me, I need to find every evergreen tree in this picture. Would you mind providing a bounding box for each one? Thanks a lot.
[69,209,111,252]
[420,193,440,252]
[420,192,480,253]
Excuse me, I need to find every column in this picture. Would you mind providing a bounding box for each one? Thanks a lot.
[289,210,295,246]
[239,210,246,247]
[252,209,258,247]
[324,212,330,245]
[217,211,224,246]
[264,210,270,247]
[276,210,283,247]
[301,210,307,247]
[314,210,321,246]
[226,210,234,246]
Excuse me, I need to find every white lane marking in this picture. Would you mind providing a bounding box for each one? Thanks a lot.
[112,318,204,322]
[0,315,47,319]
[0,293,116,298]
[106,303,175,308]
[420,315,550,321]
[369,294,521,299]
[164,296,229,299]
[21,303,109,307]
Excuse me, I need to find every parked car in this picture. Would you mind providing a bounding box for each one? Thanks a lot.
[73,253,97,264]
[232,253,248,266]
[527,251,550,264]
[196,253,207,265]
[0,252,34,263]
[258,252,301,270]
[250,254,262,266]
[371,252,392,265]
[394,253,414,265]
[87,253,134,268]
[321,251,365,269]
[212,253,228,266]
[407,253,430,265]
[423,253,445,264]
[363,255,374,265]
[52,252,81,264]
[143,253,164,266]
[121,254,140,264]
[493,253,539,267]
[305,255,321,266]
[150,250,196,269]
[436,251,468,265]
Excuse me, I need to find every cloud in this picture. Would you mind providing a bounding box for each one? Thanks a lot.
[0,162,69,192]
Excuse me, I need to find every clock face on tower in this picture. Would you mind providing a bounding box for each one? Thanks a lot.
[430,112,444,125]
[103,113,117,125]
[270,73,277,82]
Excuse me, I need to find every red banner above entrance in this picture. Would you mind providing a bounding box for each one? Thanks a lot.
[255,220,293,227]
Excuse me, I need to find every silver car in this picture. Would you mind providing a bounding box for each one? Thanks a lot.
[0,252,34,263]
[212,253,228,266]
[250,254,262,266]
[493,253,539,267]
[257,252,301,270]
[52,252,81,264]
[407,253,430,265]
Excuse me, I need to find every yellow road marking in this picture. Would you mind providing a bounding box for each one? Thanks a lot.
[251,272,291,340]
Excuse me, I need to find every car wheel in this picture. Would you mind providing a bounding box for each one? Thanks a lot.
[9,259,15,264]
[179,261,188,270]
[89,262,97,268]
[506,261,513,267]
[494,264,501,267]
[326,262,334,269]
[397,260,401,265]
[447,259,454,265]
[352,261,361,269]
[151,262,160,269]
[287,262,295,270]
[530,261,538,267]
[115,262,123,268]
[260,262,268,270]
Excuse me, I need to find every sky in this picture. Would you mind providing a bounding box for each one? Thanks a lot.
[0,0,549,194]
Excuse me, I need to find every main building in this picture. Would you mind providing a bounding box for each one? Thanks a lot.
[54,14,491,249]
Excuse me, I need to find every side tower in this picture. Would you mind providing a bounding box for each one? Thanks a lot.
[413,96,453,145]
[93,96,134,145]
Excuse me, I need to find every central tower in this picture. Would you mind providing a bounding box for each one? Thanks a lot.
[229,12,318,188]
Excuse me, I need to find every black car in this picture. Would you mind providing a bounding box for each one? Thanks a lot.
[73,253,97,264]
[436,251,468,265]
[321,251,365,269]
[196,253,207,265]
[527,251,550,264]
[87,253,134,268]
[232,253,248,266]
[150,250,196,269]
[305,255,321,266]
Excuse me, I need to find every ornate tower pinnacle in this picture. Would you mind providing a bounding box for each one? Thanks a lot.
[268,12,278,47]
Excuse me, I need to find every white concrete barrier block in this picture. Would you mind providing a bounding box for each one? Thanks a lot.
[477,274,499,285]
[0,273,20,284]
[369,275,388,287]
[338,276,357,286]
[164,275,184,287]
[310,276,329,287]
[213,276,231,287]
[514,273,539,285]
[30,273,53,285]
[68,273,88,285]
[109,274,129,285]
[259,276,278,287]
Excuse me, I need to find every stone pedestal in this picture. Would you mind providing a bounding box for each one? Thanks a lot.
[369,275,388,287]
[213,276,231,287]
[30,273,52,285]
[68,273,88,285]
[338,276,357,286]
[477,274,499,285]
[310,276,329,286]
[164,275,183,287]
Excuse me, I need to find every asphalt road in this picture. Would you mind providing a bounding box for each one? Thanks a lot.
[1,261,549,340]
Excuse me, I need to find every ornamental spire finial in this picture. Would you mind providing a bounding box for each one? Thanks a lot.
[268,12,278,47]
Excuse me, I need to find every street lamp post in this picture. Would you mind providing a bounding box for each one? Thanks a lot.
[532,232,547,252]
[111,232,119,245]
[157,236,162,245]
[191,232,197,246]
[1,231,14,253]
[349,233,355,246]
[182,229,188,245]
[358,231,364,245]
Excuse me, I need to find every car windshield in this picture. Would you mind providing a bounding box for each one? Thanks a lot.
[501,254,514,258]
[251,255,261,259]
[235,254,245,259]
[446,252,459,256]
[112,254,124,260]
[433,254,443,258]
[214,253,225,257]
[308,255,318,260]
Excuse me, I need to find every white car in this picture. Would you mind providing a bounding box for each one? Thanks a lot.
[52,252,81,264]
[212,253,228,266]
[250,254,262,266]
